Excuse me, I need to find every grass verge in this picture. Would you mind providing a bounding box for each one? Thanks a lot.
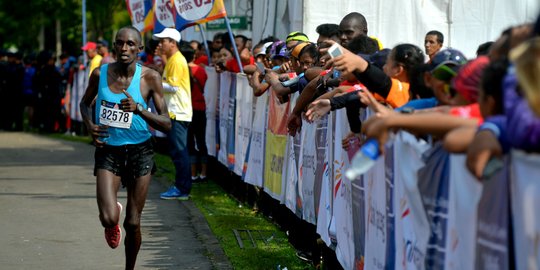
[154,153,315,270]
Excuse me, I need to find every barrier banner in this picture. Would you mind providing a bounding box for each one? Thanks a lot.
[226,76,236,168]
[217,72,232,166]
[204,67,219,157]
[126,0,154,32]
[385,143,396,270]
[392,132,430,270]
[334,166,355,270]
[314,115,330,222]
[511,150,540,270]
[351,177,366,270]
[153,0,175,33]
[475,158,509,270]
[363,156,388,270]
[445,154,483,270]
[69,68,88,122]
[333,109,355,269]
[263,89,290,200]
[317,112,334,247]
[244,92,268,187]
[417,143,450,269]
[173,0,227,31]
[263,131,287,200]
[299,120,318,224]
[233,74,253,176]
[284,93,302,216]
[284,129,301,214]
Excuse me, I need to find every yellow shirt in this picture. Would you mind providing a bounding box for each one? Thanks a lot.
[163,51,192,122]
[88,54,103,76]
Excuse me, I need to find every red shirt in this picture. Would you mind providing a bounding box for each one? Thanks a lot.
[225,56,254,73]
[194,55,208,66]
[190,65,207,111]
[449,103,484,124]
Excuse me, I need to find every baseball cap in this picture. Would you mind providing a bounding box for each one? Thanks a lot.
[270,41,289,59]
[286,31,309,43]
[153,28,181,42]
[97,39,109,48]
[452,56,490,103]
[429,49,467,81]
[256,42,274,57]
[290,42,310,58]
[81,42,97,51]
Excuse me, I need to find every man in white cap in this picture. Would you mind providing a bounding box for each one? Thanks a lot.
[153,27,193,200]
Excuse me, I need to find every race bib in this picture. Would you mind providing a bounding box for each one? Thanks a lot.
[99,101,133,129]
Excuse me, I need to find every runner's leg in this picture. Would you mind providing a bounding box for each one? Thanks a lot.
[96,169,122,227]
[124,173,151,270]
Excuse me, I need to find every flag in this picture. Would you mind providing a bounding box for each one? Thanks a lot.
[153,0,176,33]
[173,0,227,31]
[126,0,154,32]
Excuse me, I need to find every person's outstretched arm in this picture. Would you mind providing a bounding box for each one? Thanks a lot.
[362,112,478,153]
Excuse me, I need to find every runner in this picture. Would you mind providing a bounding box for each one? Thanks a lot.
[79,26,171,270]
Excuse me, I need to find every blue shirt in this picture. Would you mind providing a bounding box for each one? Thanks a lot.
[95,64,151,146]
[395,97,439,112]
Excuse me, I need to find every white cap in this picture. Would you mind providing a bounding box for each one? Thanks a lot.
[153,28,181,42]
[256,42,274,57]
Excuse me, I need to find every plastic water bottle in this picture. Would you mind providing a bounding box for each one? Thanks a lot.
[281,73,304,87]
[345,139,380,179]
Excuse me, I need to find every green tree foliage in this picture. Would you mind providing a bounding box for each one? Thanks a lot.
[0,0,130,55]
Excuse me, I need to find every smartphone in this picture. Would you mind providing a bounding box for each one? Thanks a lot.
[255,62,266,75]
[327,43,343,59]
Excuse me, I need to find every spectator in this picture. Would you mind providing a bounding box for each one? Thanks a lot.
[153,28,193,201]
[33,51,62,133]
[424,30,444,63]
[181,44,209,182]
[82,42,102,76]
[98,40,115,65]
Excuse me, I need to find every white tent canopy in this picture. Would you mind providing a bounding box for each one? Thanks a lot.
[302,0,539,58]
[184,0,538,58]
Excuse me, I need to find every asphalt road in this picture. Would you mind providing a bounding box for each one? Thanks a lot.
[0,132,231,270]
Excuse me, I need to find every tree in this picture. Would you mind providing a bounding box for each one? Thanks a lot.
[0,0,130,56]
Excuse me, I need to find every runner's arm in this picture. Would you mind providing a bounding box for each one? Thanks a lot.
[142,70,172,133]
[80,68,108,146]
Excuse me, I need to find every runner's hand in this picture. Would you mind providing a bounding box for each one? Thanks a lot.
[120,90,135,112]
[90,124,109,147]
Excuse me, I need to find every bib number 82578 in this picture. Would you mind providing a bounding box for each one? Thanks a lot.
[99,106,133,129]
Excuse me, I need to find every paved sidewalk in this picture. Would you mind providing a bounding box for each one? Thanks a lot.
[0,132,231,270]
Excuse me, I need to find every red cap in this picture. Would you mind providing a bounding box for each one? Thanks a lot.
[81,42,97,51]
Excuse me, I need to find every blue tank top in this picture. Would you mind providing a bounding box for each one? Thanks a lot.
[95,63,151,146]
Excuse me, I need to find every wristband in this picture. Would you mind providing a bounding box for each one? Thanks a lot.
[478,122,501,138]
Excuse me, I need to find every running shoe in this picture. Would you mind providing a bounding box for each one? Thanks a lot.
[104,202,122,249]
[160,186,190,200]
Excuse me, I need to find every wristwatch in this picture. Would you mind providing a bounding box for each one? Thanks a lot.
[136,103,144,114]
